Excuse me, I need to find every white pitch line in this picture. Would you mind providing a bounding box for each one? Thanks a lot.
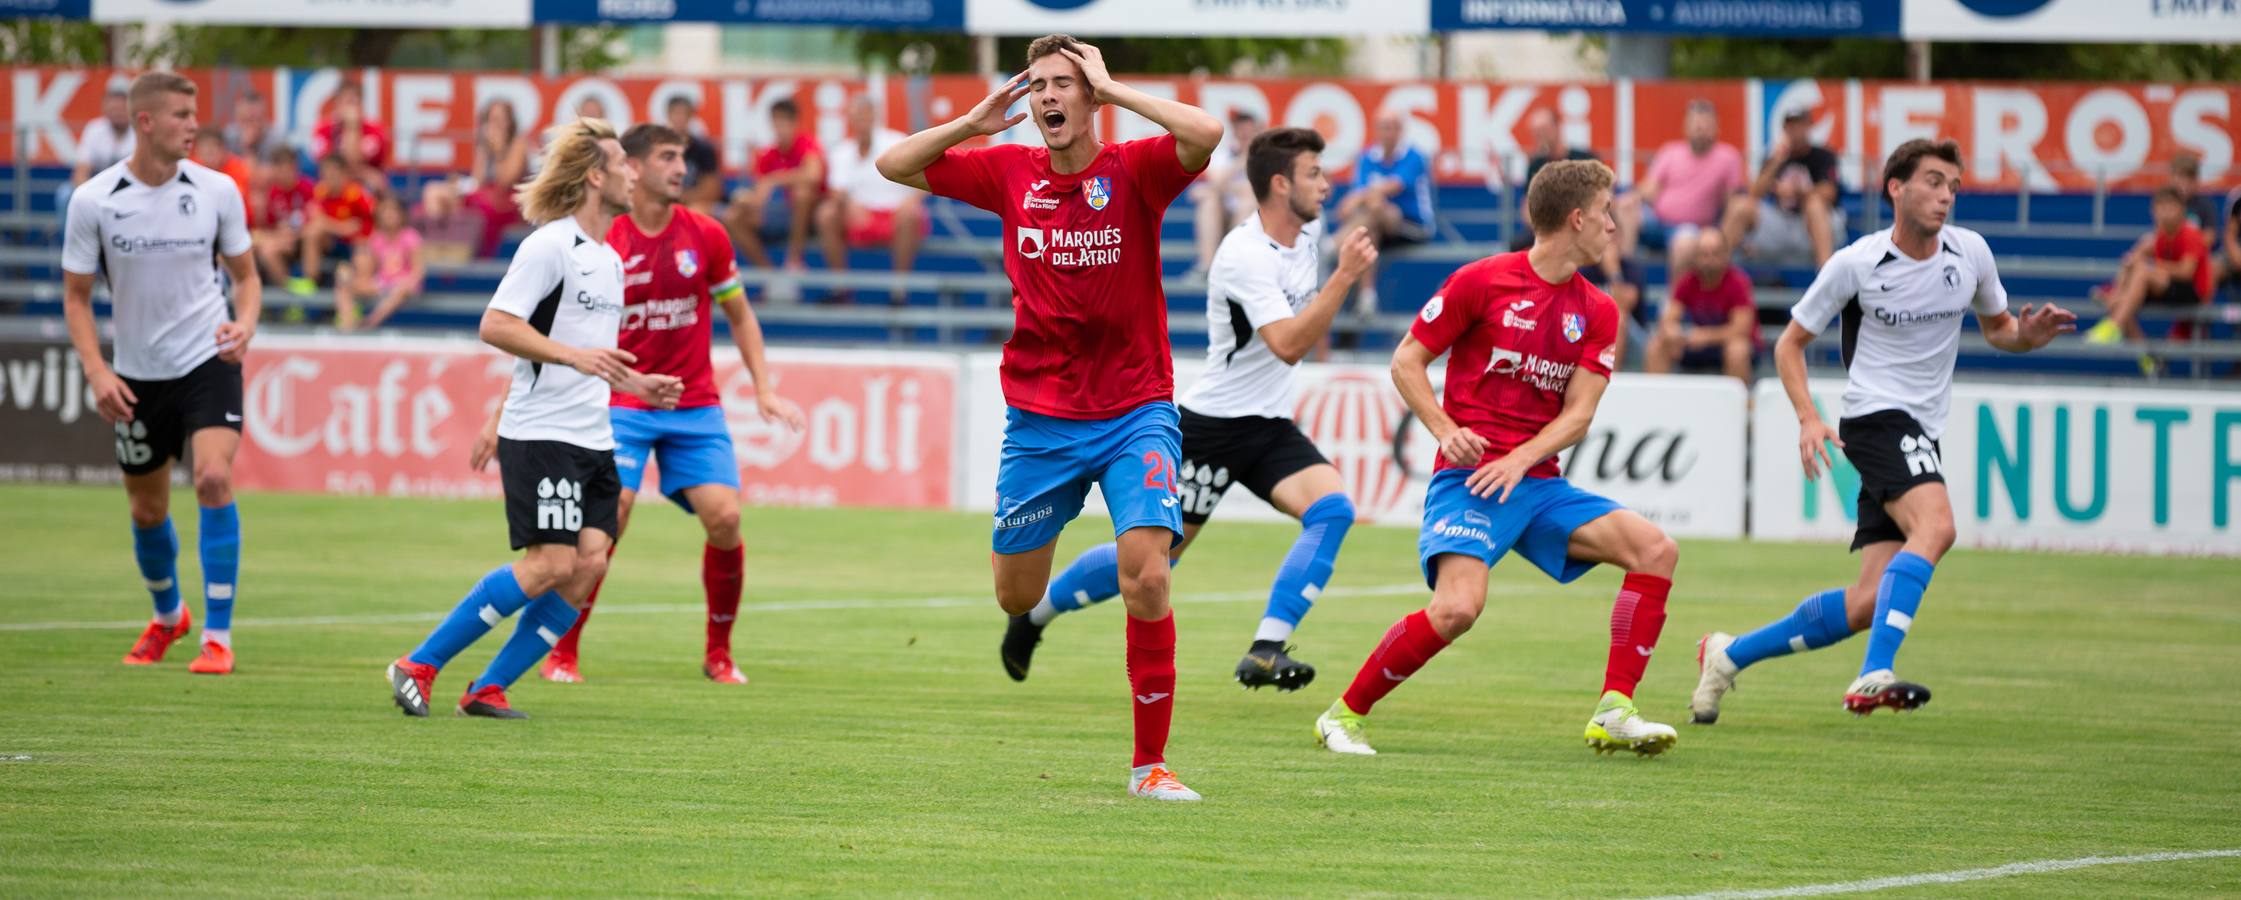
[0,582,1431,633]
[1635,849,2241,900]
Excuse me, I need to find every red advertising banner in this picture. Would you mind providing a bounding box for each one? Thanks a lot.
[4,67,2232,191]
[233,339,955,508]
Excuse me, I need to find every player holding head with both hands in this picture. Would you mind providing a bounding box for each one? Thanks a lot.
[1692,139,2073,724]
[388,119,683,720]
[999,126,1377,695]
[879,35,1222,800]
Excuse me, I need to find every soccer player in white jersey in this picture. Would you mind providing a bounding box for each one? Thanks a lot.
[62,72,262,676]
[999,127,1377,691]
[1690,139,2073,722]
[386,119,683,719]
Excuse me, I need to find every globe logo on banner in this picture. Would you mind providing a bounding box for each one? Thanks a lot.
[1296,373,1411,520]
[1954,0,2056,16]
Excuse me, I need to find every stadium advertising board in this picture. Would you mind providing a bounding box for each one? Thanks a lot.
[91,0,531,26]
[1432,0,1901,35]
[233,337,956,508]
[1903,0,2241,44]
[1751,380,2241,556]
[531,0,963,26]
[5,67,2234,191]
[965,0,1430,36]
[0,337,128,485]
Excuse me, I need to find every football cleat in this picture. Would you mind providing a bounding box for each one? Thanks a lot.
[186,640,234,675]
[1586,691,1677,757]
[1000,614,1044,682]
[1844,669,1932,716]
[458,684,528,719]
[1314,699,1377,756]
[539,653,583,684]
[1690,632,1739,724]
[122,607,193,665]
[1128,764,1202,801]
[1235,643,1316,692]
[703,649,749,685]
[387,658,437,718]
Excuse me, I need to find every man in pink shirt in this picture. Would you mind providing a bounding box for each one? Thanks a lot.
[1633,100,1744,273]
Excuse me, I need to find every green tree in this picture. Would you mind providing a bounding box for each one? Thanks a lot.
[849,33,1351,76]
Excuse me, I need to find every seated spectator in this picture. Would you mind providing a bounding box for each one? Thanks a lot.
[815,94,926,304]
[2222,184,2240,298]
[1723,107,1843,268]
[461,99,531,258]
[666,96,725,215]
[223,89,284,163]
[191,126,252,200]
[1509,109,1600,253]
[1633,99,1745,273]
[311,80,390,186]
[1646,229,1760,381]
[335,192,425,332]
[293,154,376,296]
[2089,185,2212,352]
[1191,110,1263,273]
[59,82,134,229]
[1337,109,1433,312]
[726,98,824,272]
[247,145,314,287]
[411,180,483,265]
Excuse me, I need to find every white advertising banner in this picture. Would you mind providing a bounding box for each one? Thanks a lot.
[1752,380,2241,556]
[92,0,531,27]
[965,0,1431,36]
[1902,0,2241,43]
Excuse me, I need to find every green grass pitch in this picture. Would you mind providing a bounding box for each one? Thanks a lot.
[2,484,2237,896]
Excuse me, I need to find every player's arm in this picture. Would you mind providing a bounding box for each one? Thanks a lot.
[1772,320,1838,479]
[1979,305,2076,353]
[470,392,504,471]
[478,310,678,408]
[717,292,806,432]
[215,252,263,364]
[1465,365,1606,502]
[1062,42,1222,172]
[59,190,134,423]
[1391,333,1490,469]
[876,73,1029,191]
[1258,226,1377,364]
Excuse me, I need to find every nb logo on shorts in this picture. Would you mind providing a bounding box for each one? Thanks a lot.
[1177,460,1231,517]
[1899,434,1941,477]
[537,478,584,531]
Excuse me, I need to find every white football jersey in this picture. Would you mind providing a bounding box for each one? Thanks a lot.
[61,159,252,381]
[490,217,627,451]
[1179,214,1322,420]
[1791,225,2008,439]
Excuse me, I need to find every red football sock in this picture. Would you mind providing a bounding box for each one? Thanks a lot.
[704,542,744,654]
[1125,613,1177,769]
[1340,609,1452,716]
[1602,573,1672,698]
[551,542,618,659]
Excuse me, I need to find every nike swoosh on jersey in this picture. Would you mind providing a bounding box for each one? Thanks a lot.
[112,209,140,219]
[224,412,242,422]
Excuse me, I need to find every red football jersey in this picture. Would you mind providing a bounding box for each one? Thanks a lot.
[606,207,744,411]
[1409,251,1619,479]
[924,134,1199,419]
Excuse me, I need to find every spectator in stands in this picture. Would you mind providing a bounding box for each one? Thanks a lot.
[666,96,726,215]
[191,126,252,200]
[2088,186,2212,351]
[727,97,824,272]
[1337,109,1433,312]
[1191,110,1263,274]
[334,192,425,332]
[248,144,314,288]
[223,89,284,163]
[2222,184,2240,298]
[815,94,926,304]
[2170,152,2221,234]
[59,82,134,229]
[311,81,389,185]
[410,179,481,266]
[462,99,531,258]
[1646,229,1759,381]
[1723,107,1842,268]
[292,153,376,297]
[1634,99,1745,273]
[1522,107,1596,190]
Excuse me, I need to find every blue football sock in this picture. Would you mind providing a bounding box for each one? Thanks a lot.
[1726,588,1853,670]
[1259,494,1355,643]
[408,565,531,669]
[198,503,240,634]
[1029,542,1122,625]
[132,518,183,623]
[472,592,579,692]
[1860,551,1935,676]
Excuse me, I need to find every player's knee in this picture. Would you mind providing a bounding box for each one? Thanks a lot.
[701,505,741,542]
[192,465,233,506]
[1632,531,1680,576]
[526,552,576,589]
[994,583,1040,617]
[1119,557,1171,603]
[1425,595,1482,639]
[1916,521,1957,556]
[574,551,609,586]
[128,495,168,528]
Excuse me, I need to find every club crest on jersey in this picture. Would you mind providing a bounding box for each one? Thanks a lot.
[675,249,699,278]
[1562,313,1585,343]
[1942,264,1960,289]
[1084,176,1112,211]
[177,194,196,217]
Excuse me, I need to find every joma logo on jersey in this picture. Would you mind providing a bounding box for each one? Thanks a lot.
[536,478,584,531]
[1899,434,1941,477]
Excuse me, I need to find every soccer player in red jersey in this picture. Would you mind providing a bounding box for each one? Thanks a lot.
[1312,160,1685,758]
[466,123,804,686]
[877,35,1221,800]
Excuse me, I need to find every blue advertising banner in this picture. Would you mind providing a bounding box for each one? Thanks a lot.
[1433,0,1902,35]
[0,0,89,18]
[532,0,962,26]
